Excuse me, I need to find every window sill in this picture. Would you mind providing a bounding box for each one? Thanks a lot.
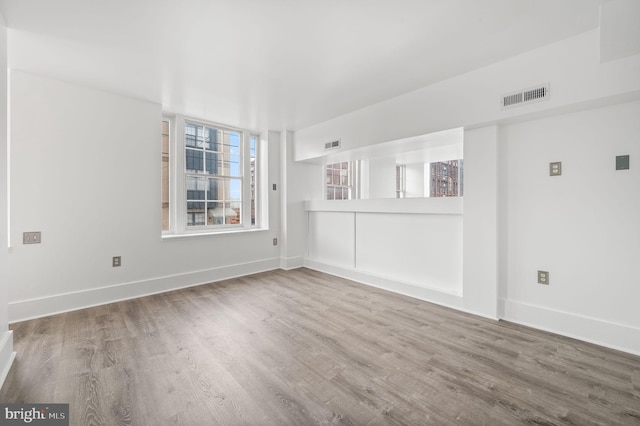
[162,226,269,240]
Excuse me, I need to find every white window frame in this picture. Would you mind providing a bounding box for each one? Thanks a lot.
[396,164,406,198]
[163,113,265,236]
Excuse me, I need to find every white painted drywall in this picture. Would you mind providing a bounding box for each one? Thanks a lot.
[0,12,15,387]
[279,131,321,269]
[307,211,354,269]
[404,163,424,198]
[499,100,640,353]
[367,156,396,199]
[600,0,640,63]
[8,71,282,321]
[295,29,640,161]
[356,213,462,293]
[463,126,498,318]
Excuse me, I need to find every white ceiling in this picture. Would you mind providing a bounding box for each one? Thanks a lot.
[0,0,602,131]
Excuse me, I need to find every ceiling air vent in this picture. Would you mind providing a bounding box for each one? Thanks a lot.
[324,140,341,150]
[501,83,549,109]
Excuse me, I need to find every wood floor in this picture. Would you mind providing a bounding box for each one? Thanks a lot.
[1,268,639,425]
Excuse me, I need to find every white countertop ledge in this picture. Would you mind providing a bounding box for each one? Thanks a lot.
[304,197,463,215]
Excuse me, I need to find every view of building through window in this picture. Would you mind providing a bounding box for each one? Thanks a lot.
[430,159,463,197]
[162,115,260,233]
[185,123,242,227]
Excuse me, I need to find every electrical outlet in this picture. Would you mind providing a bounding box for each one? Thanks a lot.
[272,238,278,246]
[537,270,549,285]
[549,162,562,176]
[113,256,122,267]
[23,232,41,244]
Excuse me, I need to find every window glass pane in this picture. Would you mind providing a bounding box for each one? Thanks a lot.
[205,127,218,151]
[335,188,343,200]
[250,135,256,159]
[229,178,242,201]
[341,169,349,186]
[228,201,241,225]
[343,188,349,200]
[332,170,340,185]
[226,131,241,155]
[186,176,206,200]
[429,159,463,197]
[208,178,223,200]
[228,154,241,177]
[250,135,257,226]
[161,120,170,231]
[185,123,199,147]
[326,187,335,200]
[187,201,205,226]
[205,151,222,175]
[207,202,224,225]
[186,148,203,173]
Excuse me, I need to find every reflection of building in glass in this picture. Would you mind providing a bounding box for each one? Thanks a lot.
[185,123,242,227]
[396,164,406,198]
[430,160,463,197]
[161,120,170,230]
[249,135,257,225]
[325,162,352,200]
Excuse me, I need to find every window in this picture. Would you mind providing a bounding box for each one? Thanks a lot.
[162,115,262,234]
[249,134,258,225]
[430,159,463,197]
[325,162,355,200]
[185,122,242,227]
[161,120,170,231]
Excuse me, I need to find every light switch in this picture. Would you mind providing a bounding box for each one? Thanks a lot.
[616,155,629,170]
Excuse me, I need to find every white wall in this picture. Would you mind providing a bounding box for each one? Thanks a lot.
[0,12,15,387]
[308,212,354,269]
[463,126,498,318]
[295,29,640,161]
[356,213,462,293]
[305,198,464,310]
[405,163,424,198]
[367,157,396,199]
[499,100,640,354]
[279,131,321,269]
[8,71,282,321]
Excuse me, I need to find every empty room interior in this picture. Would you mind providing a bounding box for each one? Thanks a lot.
[0,0,639,424]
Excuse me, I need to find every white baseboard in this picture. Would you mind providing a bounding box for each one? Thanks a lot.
[280,256,304,270]
[0,330,15,388]
[304,259,465,312]
[9,258,281,323]
[500,298,640,356]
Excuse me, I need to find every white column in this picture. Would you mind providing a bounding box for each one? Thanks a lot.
[462,125,498,318]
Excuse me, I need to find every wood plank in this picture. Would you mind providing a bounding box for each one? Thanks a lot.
[1,268,639,425]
